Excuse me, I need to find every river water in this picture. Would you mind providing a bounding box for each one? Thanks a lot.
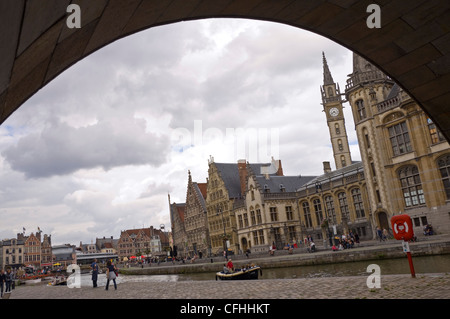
[80,254,450,287]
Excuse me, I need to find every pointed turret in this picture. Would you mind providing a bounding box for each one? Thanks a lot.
[322,51,334,85]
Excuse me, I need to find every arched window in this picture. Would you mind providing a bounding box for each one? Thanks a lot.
[338,192,349,219]
[302,202,312,228]
[341,155,347,167]
[313,198,323,225]
[398,165,425,207]
[437,154,450,200]
[356,99,366,120]
[335,123,340,135]
[338,139,343,151]
[327,87,334,97]
[324,195,336,224]
[351,188,365,218]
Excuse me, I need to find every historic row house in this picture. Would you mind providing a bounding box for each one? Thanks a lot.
[117,227,169,261]
[169,170,209,258]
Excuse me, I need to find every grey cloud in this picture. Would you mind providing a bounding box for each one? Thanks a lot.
[2,117,170,178]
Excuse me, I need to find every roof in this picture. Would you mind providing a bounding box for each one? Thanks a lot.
[255,175,317,193]
[297,161,364,190]
[214,162,277,198]
[386,83,400,100]
[193,182,207,212]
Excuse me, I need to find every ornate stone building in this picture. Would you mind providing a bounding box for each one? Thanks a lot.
[345,53,450,235]
[169,52,450,255]
[238,164,315,252]
[205,157,284,255]
[184,170,209,258]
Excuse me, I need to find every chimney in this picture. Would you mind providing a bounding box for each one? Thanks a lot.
[323,161,332,174]
[276,159,283,176]
[237,159,248,196]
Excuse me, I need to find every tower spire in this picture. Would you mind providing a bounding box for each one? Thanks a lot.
[322,51,334,85]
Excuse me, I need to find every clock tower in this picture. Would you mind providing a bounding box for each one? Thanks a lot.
[320,52,352,170]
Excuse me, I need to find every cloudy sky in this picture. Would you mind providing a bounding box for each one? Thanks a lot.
[0,18,360,245]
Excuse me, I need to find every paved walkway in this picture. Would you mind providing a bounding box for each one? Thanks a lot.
[6,273,450,299]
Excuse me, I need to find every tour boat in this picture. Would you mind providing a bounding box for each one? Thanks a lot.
[215,266,262,280]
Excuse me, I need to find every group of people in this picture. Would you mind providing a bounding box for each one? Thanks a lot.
[222,258,234,273]
[376,226,390,241]
[0,268,14,298]
[90,259,118,290]
[424,224,434,236]
[331,231,360,251]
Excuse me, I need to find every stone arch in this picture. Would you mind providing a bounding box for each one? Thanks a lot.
[0,1,449,141]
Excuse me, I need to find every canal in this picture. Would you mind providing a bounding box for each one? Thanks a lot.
[80,254,450,287]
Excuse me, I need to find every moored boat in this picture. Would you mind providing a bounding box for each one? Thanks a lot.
[215,266,262,280]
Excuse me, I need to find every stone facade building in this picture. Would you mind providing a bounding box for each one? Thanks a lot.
[169,52,450,256]
[184,170,209,258]
[345,53,450,236]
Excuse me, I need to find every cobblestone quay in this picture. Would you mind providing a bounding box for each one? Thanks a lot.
[8,273,450,299]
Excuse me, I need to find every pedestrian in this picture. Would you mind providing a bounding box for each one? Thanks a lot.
[4,268,13,294]
[0,269,5,298]
[105,260,117,290]
[382,228,388,241]
[91,258,99,288]
[226,258,234,272]
[376,226,383,242]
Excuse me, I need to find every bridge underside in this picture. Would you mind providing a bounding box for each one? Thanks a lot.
[1,0,449,139]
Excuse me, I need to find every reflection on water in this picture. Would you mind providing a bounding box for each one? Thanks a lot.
[81,255,450,285]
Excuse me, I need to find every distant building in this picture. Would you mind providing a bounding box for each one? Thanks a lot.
[96,236,118,254]
[52,244,77,268]
[117,226,170,261]
[169,197,187,258]
[1,238,24,269]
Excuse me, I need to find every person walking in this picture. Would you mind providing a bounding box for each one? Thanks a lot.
[105,260,117,291]
[4,268,13,294]
[91,258,99,288]
[0,269,5,298]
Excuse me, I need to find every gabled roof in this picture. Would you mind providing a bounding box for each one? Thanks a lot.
[214,162,276,198]
[193,182,207,212]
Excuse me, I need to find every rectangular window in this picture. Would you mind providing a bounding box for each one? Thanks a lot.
[270,207,278,222]
[427,118,445,144]
[250,210,256,225]
[285,206,293,220]
[399,166,426,207]
[258,230,265,245]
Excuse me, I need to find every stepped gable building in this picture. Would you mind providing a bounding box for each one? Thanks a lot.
[183,170,209,258]
[168,195,186,258]
[344,53,450,235]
